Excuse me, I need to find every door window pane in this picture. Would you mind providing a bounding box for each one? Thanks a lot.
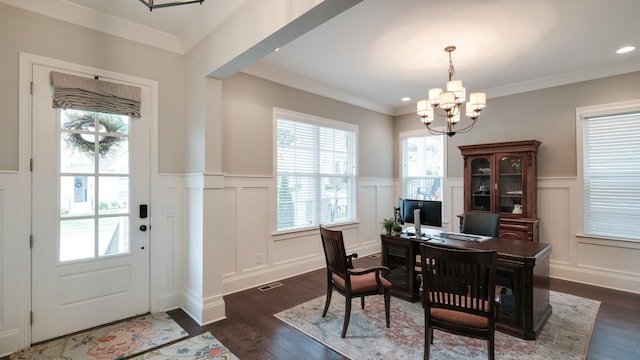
[58,109,132,262]
[98,177,129,215]
[59,218,95,262]
[60,176,95,217]
[99,137,129,174]
[99,216,130,256]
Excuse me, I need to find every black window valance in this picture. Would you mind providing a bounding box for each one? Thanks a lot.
[50,71,141,118]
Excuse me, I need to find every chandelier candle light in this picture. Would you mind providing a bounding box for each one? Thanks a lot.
[417,46,486,137]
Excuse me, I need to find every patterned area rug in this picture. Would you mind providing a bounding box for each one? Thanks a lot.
[275,291,600,360]
[10,312,187,360]
[131,332,239,359]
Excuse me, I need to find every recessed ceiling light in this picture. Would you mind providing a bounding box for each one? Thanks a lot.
[616,46,636,54]
[401,97,411,102]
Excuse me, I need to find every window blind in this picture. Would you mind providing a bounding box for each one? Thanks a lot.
[583,111,640,240]
[50,71,141,118]
[277,117,357,231]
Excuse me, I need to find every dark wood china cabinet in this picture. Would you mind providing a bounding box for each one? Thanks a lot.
[458,140,541,242]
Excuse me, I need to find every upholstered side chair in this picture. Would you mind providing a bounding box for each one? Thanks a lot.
[419,243,500,360]
[319,225,392,338]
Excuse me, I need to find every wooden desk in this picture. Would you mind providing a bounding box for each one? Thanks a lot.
[381,229,552,340]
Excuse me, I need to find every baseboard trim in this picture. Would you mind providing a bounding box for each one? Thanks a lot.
[551,263,640,295]
[156,290,182,313]
[181,290,227,326]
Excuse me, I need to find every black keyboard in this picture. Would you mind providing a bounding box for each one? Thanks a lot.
[435,232,485,242]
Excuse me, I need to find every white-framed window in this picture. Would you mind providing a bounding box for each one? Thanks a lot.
[400,130,445,202]
[275,108,358,231]
[577,100,640,241]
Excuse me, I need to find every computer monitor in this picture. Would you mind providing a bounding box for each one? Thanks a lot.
[400,198,442,227]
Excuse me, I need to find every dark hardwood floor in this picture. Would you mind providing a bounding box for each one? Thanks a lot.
[4,254,639,359]
[170,254,640,360]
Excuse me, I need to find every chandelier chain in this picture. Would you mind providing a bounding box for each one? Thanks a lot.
[448,51,455,82]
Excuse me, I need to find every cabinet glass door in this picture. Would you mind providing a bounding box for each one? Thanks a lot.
[470,157,492,211]
[384,244,410,290]
[499,155,524,214]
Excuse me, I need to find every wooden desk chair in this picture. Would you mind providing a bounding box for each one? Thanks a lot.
[461,211,500,237]
[419,244,499,360]
[319,225,392,338]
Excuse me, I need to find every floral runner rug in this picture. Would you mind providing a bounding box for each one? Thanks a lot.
[275,291,600,360]
[131,332,239,359]
[10,312,187,360]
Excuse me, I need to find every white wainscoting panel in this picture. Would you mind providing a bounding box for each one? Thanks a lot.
[447,178,464,232]
[578,240,640,274]
[220,176,394,295]
[273,232,321,266]
[341,226,361,249]
[182,175,205,324]
[222,187,238,277]
[0,172,29,355]
[358,183,378,242]
[202,175,227,325]
[152,175,186,312]
[363,179,395,243]
[237,185,269,273]
[538,181,572,265]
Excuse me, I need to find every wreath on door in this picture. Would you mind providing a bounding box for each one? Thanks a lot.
[62,113,127,159]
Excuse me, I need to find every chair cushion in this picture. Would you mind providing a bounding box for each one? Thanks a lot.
[430,308,488,329]
[426,292,492,329]
[332,268,392,293]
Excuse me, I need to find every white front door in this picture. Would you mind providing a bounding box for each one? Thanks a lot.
[30,64,151,343]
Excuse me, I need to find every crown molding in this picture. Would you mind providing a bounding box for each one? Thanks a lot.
[243,62,394,116]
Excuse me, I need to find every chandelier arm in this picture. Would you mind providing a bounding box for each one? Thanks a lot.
[433,106,449,118]
[424,122,456,137]
[424,123,445,136]
[450,117,479,134]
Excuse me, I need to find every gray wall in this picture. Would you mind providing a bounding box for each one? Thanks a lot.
[394,71,640,179]
[0,3,187,173]
[221,72,394,178]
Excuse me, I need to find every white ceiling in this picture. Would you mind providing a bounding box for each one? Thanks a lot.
[5,0,640,115]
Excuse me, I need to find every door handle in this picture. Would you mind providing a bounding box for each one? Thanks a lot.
[139,225,147,231]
